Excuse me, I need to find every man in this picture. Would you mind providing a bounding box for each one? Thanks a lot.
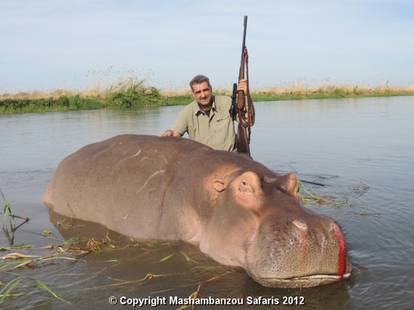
[161,74,247,152]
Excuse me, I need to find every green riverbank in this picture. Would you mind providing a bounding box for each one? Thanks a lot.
[1,82,413,115]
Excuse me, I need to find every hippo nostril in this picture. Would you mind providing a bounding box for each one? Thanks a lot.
[292,220,308,231]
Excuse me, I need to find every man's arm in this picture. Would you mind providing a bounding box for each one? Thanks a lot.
[235,79,249,122]
[160,106,189,137]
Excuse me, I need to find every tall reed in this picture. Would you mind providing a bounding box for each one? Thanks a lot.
[1,79,413,115]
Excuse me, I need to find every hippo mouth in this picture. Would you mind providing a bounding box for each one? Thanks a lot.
[252,272,352,288]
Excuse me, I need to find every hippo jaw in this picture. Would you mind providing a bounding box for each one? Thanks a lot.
[244,213,353,288]
[245,249,352,288]
[247,272,352,289]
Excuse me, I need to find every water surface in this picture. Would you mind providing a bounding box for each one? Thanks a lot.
[1,96,413,309]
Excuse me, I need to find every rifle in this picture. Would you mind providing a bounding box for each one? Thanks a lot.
[231,16,255,156]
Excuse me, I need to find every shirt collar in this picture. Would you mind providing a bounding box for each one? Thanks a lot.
[195,96,216,116]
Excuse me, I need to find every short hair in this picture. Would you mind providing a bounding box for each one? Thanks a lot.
[189,74,212,90]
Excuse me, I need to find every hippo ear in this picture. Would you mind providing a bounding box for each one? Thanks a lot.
[263,175,278,183]
[213,179,226,192]
[275,173,299,197]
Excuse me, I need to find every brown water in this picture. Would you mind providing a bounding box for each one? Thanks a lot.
[1,96,413,309]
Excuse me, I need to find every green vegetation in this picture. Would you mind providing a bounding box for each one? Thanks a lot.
[1,78,414,115]
[0,78,164,114]
[0,223,207,307]
[250,84,414,101]
[1,190,30,245]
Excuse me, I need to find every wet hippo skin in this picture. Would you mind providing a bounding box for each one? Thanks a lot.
[43,134,351,288]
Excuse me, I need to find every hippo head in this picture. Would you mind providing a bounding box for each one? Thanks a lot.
[199,169,352,288]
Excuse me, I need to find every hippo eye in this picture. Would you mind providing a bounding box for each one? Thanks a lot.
[239,180,254,194]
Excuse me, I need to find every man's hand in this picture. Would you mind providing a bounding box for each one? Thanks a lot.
[237,79,248,93]
[161,130,181,137]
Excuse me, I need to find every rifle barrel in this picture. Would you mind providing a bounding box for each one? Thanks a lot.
[238,16,248,81]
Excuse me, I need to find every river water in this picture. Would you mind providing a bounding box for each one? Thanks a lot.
[0,96,413,309]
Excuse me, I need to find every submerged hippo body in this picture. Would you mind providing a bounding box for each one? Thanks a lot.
[43,134,351,288]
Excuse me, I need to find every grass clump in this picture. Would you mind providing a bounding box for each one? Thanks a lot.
[0,278,23,304]
[1,190,30,245]
[105,78,161,108]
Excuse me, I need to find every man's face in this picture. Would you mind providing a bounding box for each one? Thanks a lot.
[191,81,212,106]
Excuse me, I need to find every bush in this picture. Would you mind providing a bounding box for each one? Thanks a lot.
[106,79,161,108]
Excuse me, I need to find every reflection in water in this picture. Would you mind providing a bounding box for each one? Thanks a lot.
[45,209,351,309]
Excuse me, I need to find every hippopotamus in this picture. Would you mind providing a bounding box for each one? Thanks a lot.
[43,134,351,288]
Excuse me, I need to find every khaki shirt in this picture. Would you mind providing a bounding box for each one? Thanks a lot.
[171,96,236,151]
